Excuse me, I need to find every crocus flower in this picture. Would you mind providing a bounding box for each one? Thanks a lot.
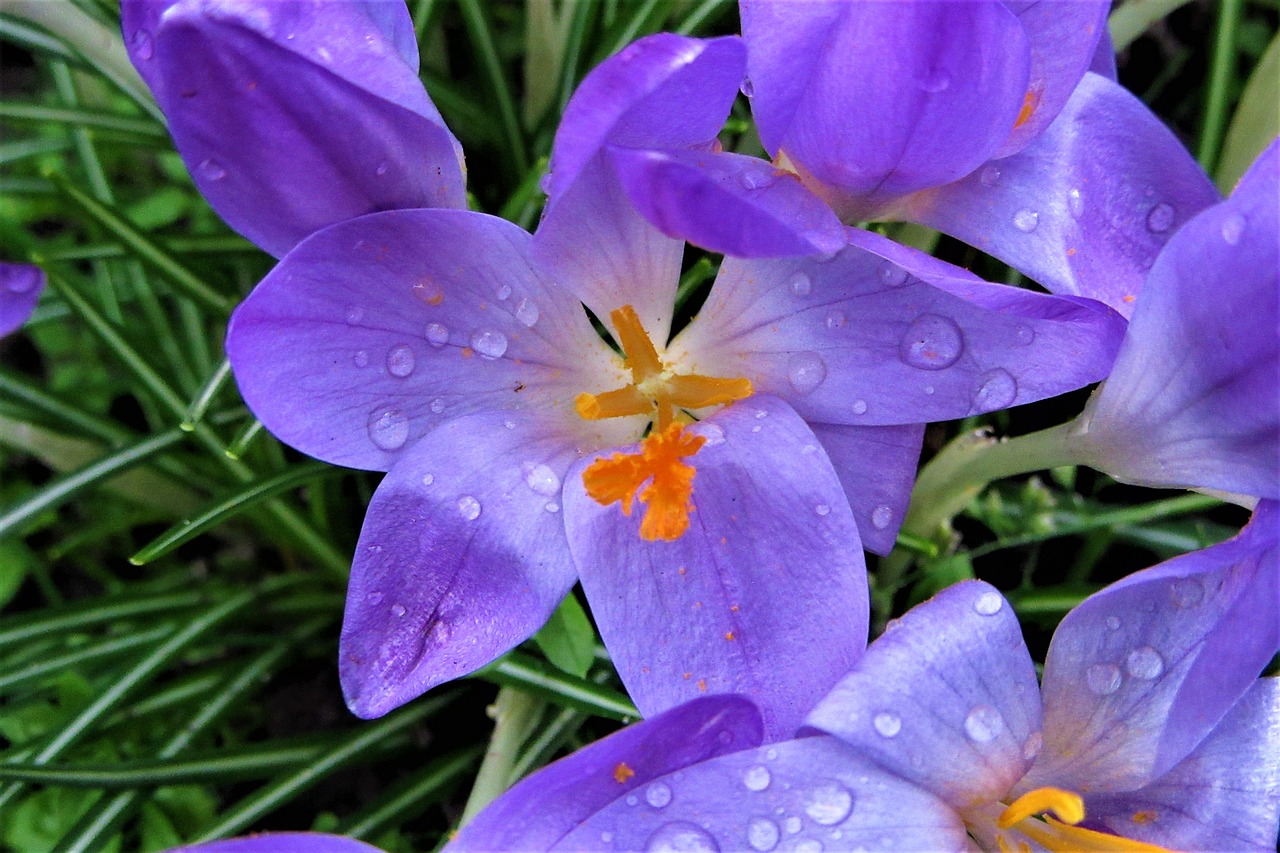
[225,34,1124,734]
[0,263,45,338]
[452,502,1280,851]
[168,835,383,853]
[121,0,465,257]
[599,2,1220,316]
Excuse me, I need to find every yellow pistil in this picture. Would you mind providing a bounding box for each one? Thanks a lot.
[582,422,705,541]
[998,788,1084,829]
[997,787,1177,853]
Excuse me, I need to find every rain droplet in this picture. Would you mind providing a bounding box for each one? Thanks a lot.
[375,161,388,176]
[645,782,673,809]
[426,322,449,347]
[366,591,384,605]
[743,765,771,792]
[741,77,755,97]
[1145,202,1175,234]
[899,314,963,370]
[390,603,406,617]
[783,816,802,834]
[539,172,553,193]
[747,818,779,852]
[877,261,908,287]
[471,328,508,359]
[741,170,775,190]
[1022,731,1044,761]
[131,29,154,60]
[524,463,561,496]
[979,165,1000,187]
[793,840,823,853]
[430,398,446,414]
[787,352,827,395]
[972,590,1003,616]
[1067,187,1084,218]
[457,495,481,521]
[316,46,333,63]
[1014,324,1035,345]
[367,408,409,451]
[386,344,415,377]
[515,297,540,327]
[1105,615,1121,631]
[197,158,226,181]
[1086,663,1122,696]
[815,504,831,517]
[1170,577,1203,609]
[870,505,893,530]
[963,704,1004,743]
[1220,213,1245,245]
[803,781,853,825]
[788,271,813,297]
[851,400,867,415]
[495,283,512,301]
[544,501,560,513]
[873,712,901,737]
[421,473,435,486]
[1012,209,1039,233]
[755,410,769,419]
[1125,646,1164,680]
[825,311,846,330]
[696,423,726,447]
[353,350,370,367]
[345,305,365,325]
[970,368,1017,413]
[645,821,720,853]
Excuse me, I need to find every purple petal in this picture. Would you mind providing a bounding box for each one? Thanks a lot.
[340,411,581,719]
[546,33,744,200]
[608,147,846,257]
[554,735,968,852]
[1027,501,1280,794]
[808,422,924,556]
[227,209,625,472]
[1074,141,1279,498]
[1082,678,1280,852]
[0,263,44,338]
[671,236,1124,427]
[563,397,868,740]
[742,0,1030,219]
[169,834,385,853]
[905,73,1220,317]
[126,1,464,256]
[806,581,1042,810]
[450,696,764,853]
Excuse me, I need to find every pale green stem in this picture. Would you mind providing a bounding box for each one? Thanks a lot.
[458,687,545,827]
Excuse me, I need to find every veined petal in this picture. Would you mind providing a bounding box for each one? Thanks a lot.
[1074,140,1279,498]
[169,834,385,853]
[1028,501,1280,794]
[671,236,1124,427]
[0,263,44,338]
[806,581,1042,811]
[554,736,968,852]
[125,0,464,256]
[1082,678,1280,852]
[227,209,627,472]
[340,411,581,719]
[449,696,764,853]
[564,396,868,740]
[904,73,1220,317]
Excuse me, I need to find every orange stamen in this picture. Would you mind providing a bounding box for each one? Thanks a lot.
[582,422,706,541]
[998,787,1176,852]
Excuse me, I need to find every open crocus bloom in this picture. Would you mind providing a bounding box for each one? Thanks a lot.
[452,503,1280,851]
[0,263,45,338]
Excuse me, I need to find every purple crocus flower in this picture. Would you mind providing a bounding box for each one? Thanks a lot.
[121,0,465,257]
[452,502,1280,851]
[0,263,45,338]
[225,33,1124,734]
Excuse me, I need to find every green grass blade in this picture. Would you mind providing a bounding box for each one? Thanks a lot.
[458,0,530,176]
[0,101,165,141]
[478,651,638,721]
[0,625,174,692]
[339,747,481,839]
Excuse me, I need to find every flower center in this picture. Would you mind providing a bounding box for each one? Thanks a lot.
[576,304,753,541]
[992,787,1175,853]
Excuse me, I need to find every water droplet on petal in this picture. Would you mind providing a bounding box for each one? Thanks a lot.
[815,504,831,517]
[523,463,561,496]
[870,505,893,530]
[1125,646,1164,680]
[1105,615,1121,631]
[345,305,365,325]
[367,408,409,451]
[741,77,755,98]
[963,704,1004,743]
[457,495,481,521]
[430,398,446,414]
[851,400,867,415]
[645,821,720,853]
[970,368,1017,413]
[743,765,771,792]
[515,297,540,327]
[873,712,901,737]
[471,328,508,359]
[803,781,853,825]
[972,590,1003,616]
[787,352,827,395]
[1067,187,1084,218]
[366,591,384,605]
[788,271,812,297]
[539,172,553,193]
[1146,202,1175,233]
[421,473,435,486]
[495,283,512,301]
[747,818,779,852]
[919,69,951,92]
[197,158,226,181]
[426,322,449,347]
[1086,663,1122,695]
[1170,577,1203,608]
[825,311,846,330]
[741,169,775,190]
[695,423,726,447]
[353,350,369,367]
[1012,209,1039,233]
[899,314,963,370]
[1014,324,1035,346]
[375,161,388,177]
[794,840,823,853]
[1022,731,1044,761]
[390,603,406,617]
[1220,213,1245,245]
[645,782,673,808]
[131,29,154,60]
[979,165,1000,187]
[783,816,803,834]
[877,260,908,287]
[544,501,560,513]
[386,344,415,377]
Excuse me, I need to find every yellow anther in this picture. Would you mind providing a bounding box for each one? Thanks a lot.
[575,386,651,421]
[665,374,754,410]
[582,422,706,541]
[999,787,1176,853]
[611,305,663,383]
[999,788,1085,829]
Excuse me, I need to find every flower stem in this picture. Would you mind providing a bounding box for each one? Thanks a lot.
[458,687,546,827]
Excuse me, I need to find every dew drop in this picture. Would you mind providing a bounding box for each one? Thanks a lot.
[1105,615,1121,631]
[851,400,867,415]
[783,816,803,834]
[877,261,908,287]
[963,704,1004,743]
[1022,731,1044,762]
[1067,187,1084,218]
[747,817,779,852]
[471,328,508,359]
[787,352,827,394]
[755,410,769,419]
[979,165,1000,187]
[803,781,853,825]
[1012,209,1040,233]
[545,501,560,513]
[899,314,963,370]
[970,368,1018,413]
[815,504,831,517]
[197,158,226,181]
[390,603,406,617]
[741,169,775,190]
[430,398,446,414]
[386,344,415,377]
[1086,663,1122,696]
[353,350,370,367]
[873,712,901,738]
[366,591,384,605]
[495,283,512,301]
[788,271,813,297]
[1014,324,1035,346]
[741,77,755,97]
[1220,213,1245,245]
[426,322,449,347]
[345,305,365,325]
[523,463,561,496]
[1170,577,1203,609]
[919,69,951,93]
[794,840,823,853]
[972,590,1003,616]
[131,29,154,60]
[421,473,435,486]
[367,408,409,451]
[743,764,771,792]
[645,782,673,809]
[515,297,540,327]
[539,172,553,193]
[1146,202,1175,234]
[645,821,720,853]
[696,423,726,447]
[457,495,481,521]
[825,311,846,330]
[1125,646,1164,680]
[870,505,893,531]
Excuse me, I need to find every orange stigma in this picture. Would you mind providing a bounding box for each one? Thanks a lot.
[582,422,706,541]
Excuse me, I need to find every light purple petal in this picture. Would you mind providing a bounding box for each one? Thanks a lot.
[808,422,924,556]
[340,411,581,719]
[0,263,44,338]
[169,834,384,853]
[806,581,1042,811]
[671,235,1124,427]
[554,735,968,852]
[1074,140,1279,498]
[125,1,464,256]
[1028,501,1280,794]
[227,209,627,472]
[1082,678,1280,852]
[904,73,1220,317]
[1088,27,1118,80]
[564,397,868,740]
[742,0,1030,219]
[450,696,764,853]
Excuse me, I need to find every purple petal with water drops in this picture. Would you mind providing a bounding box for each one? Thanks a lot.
[994,0,1110,157]
[168,834,385,853]
[608,147,846,258]
[125,0,464,257]
[1075,140,1279,498]
[340,410,581,719]
[0,263,44,338]
[545,32,743,200]
[671,235,1123,428]
[563,396,868,740]
[806,581,1042,810]
[1027,500,1280,795]
[227,209,624,472]
[808,422,924,556]
[904,73,1220,317]
[742,0,1029,220]
[1082,678,1280,853]
[449,696,764,853]
[555,735,968,853]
